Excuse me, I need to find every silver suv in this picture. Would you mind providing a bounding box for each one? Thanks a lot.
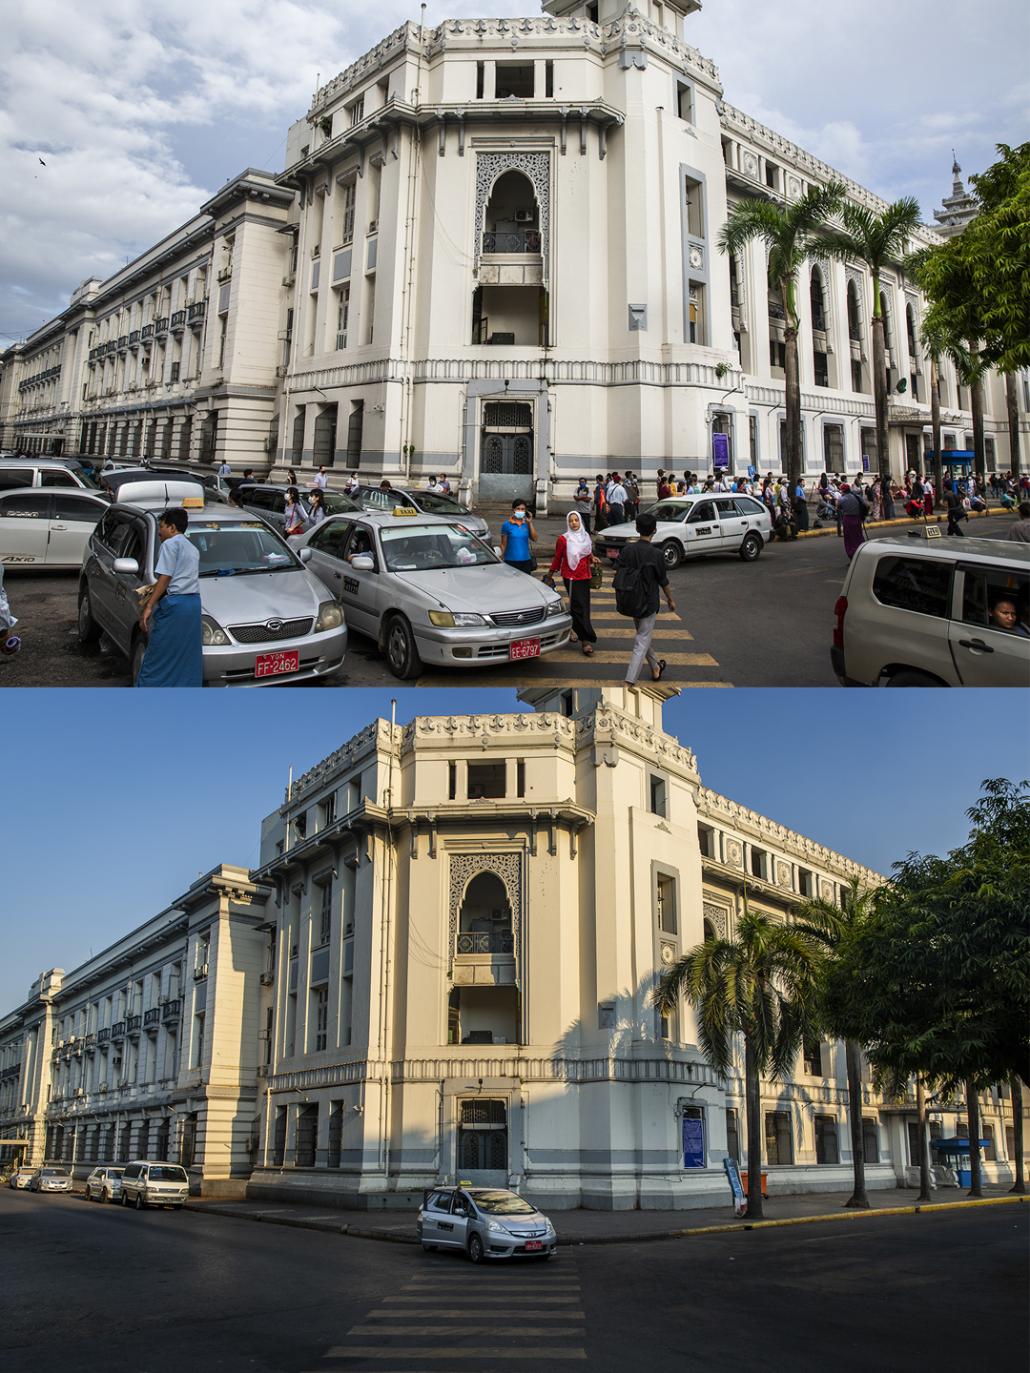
[120,1160,189,1210]
[832,533,1030,687]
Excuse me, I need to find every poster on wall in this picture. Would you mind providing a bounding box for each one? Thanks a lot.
[713,433,730,470]
[682,1112,705,1169]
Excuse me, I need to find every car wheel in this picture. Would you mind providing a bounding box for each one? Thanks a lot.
[467,1234,485,1264]
[130,634,148,686]
[659,540,683,570]
[77,587,102,645]
[134,1192,145,1210]
[421,1242,436,1253]
[886,670,945,688]
[739,532,763,562]
[384,615,422,680]
[120,1191,128,1206]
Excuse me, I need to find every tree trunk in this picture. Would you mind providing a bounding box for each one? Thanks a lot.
[1010,1076,1025,1194]
[784,322,802,494]
[843,1040,870,1207]
[966,1081,983,1198]
[744,1035,764,1220]
[915,1077,932,1203]
[970,361,986,484]
[930,358,943,509]
[1005,372,1022,477]
[871,309,892,514]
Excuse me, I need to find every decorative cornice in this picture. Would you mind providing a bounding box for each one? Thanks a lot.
[575,703,699,778]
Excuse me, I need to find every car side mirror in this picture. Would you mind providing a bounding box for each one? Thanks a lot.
[113,557,139,575]
[351,554,375,572]
[299,547,313,563]
[493,546,503,558]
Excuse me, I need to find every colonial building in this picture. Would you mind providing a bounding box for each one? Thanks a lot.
[2,4,1027,493]
[0,170,292,468]
[0,865,272,1198]
[1,692,1024,1203]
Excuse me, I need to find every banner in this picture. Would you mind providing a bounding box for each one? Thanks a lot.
[713,433,730,470]
[723,1156,747,1216]
[682,1114,705,1169]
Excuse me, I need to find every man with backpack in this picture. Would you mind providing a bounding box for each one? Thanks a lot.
[613,511,677,686]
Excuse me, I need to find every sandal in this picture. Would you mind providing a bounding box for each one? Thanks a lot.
[651,659,667,681]
[582,643,594,657]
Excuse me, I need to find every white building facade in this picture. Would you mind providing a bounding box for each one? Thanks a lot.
[2,4,1027,495]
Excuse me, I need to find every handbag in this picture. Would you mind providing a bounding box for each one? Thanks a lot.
[590,561,603,591]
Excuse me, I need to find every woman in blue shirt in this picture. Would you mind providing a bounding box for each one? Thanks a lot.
[499,500,538,574]
[136,508,203,687]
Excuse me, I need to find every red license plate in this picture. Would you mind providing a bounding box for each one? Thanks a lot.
[255,650,300,678]
[524,1241,543,1251]
[607,547,620,560]
[509,638,541,662]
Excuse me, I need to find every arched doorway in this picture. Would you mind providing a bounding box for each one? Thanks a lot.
[457,1098,508,1184]
[479,401,534,504]
[449,872,518,1048]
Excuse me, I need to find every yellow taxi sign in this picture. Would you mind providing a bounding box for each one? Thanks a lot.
[182,496,205,509]
[393,506,418,517]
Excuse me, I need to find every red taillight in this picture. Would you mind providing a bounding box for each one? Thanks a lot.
[833,595,848,649]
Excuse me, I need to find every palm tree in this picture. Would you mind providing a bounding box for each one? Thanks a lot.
[718,182,845,493]
[793,878,878,1208]
[655,907,824,1220]
[823,198,923,514]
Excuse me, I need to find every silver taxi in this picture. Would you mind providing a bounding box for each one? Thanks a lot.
[354,484,490,540]
[595,496,772,569]
[295,510,571,678]
[832,532,1030,687]
[29,1166,73,1193]
[418,1186,557,1263]
[78,488,347,685]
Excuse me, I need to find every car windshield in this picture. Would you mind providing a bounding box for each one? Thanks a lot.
[186,521,298,576]
[107,1168,124,1178]
[149,1166,188,1182]
[646,502,691,523]
[471,1191,536,1216]
[66,462,102,489]
[414,491,466,515]
[380,524,496,572]
[322,492,362,515]
[43,1168,69,1177]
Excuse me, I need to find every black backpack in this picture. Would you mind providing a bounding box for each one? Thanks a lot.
[613,553,650,619]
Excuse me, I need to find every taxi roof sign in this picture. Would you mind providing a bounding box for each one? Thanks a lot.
[182,496,205,509]
[393,506,419,517]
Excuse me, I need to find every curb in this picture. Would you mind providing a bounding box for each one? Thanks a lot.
[795,509,1007,540]
[186,1192,1026,1247]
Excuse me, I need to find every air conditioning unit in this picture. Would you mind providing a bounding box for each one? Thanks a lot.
[514,209,534,224]
[98,1083,108,1093]
[194,962,209,980]
[68,1035,78,1044]
[368,219,379,235]
[75,1088,85,1098]
[260,971,274,986]
[311,244,321,259]
[256,1064,268,1077]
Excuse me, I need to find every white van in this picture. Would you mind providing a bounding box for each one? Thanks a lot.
[119,1160,190,1210]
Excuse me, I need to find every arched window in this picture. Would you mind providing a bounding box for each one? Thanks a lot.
[847,280,862,341]
[809,266,826,332]
[482,170,540,254]
[702,917,716,942]
[906,303,918,356]
[457,873,513,955]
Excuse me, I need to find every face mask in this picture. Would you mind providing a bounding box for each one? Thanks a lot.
[513,510,525,521]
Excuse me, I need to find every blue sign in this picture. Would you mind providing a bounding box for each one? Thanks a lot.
[861,453,871,473]
[747,465,756,479]
[682,1114,705,1169]
[713,433,730,469]
[723,1156,747,1215]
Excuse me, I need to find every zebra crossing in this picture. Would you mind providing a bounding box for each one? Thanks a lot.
[416,582,731,688]
[306,1259,587,1369]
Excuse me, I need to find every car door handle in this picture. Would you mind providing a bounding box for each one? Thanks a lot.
[958,638,993,653]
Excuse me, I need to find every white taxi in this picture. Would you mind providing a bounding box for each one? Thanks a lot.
[0,488,110,568]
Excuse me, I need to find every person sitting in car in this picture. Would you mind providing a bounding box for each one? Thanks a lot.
[988,594,1030,637]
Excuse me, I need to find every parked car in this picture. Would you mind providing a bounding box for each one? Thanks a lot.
[29,1166,73,1193]
[0,489,110,568]
[120,1160,190,1210]
[8,1167,36,1189]
[236,483,362,535]
[354,484,490,540]
[832,533,1030,687]
[294,510,572,678]
[0,457,103,493]
[417,1186,557,1262]
[77,493,348,685]
[595,496,772,569]
[84,1165,124,1203]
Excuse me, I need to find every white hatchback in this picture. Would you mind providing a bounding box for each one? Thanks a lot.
[595,496,772,569]
[0,488,109,568]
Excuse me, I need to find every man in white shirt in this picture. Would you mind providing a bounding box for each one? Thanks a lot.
[313,466,329,491]
[606,473,627,524]
[217,459,232,478]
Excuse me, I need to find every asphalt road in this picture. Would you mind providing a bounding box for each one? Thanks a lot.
[2,1189,1026,1371]
[0,516,1016,689]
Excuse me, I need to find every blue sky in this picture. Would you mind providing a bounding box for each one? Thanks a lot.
[2,0,1027,343]
[1,687,1026,1010]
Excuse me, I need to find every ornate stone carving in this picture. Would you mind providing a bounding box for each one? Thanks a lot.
[774,859,792,890]
[702,901,728,939]
[742,151,758,178]
[448,852,523,974]
[724,838,743,869]
[475,152,551,278]
[689,244,704,270]
[818,877,835,902]
[787,173,802,199]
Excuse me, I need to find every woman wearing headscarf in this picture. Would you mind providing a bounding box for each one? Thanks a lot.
[838,482,869,560]
[545,511,598,657]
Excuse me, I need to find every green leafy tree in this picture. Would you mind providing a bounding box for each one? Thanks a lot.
[793,879,880,1208]
[822,198,923,508]
[827,779,1030,1198]
[717,183,845,493]
[655,907,824,1219]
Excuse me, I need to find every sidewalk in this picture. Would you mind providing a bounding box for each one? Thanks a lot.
[186,1184,1026,1246]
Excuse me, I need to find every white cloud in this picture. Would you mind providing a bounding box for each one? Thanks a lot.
[1,0,1026,342]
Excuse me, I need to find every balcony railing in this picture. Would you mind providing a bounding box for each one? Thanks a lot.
[141,324,154,341]
[155,316,169,335]
[162,998,182,1022]
[143,1007,161,1030]
[456,930,515,956]
[187,300,206,324]
[117,336,128,352]
[126,1015,141,1035]
[482,230,542,254]
[128,330,140,348]
[97,1027,110,1044]
[110,1021,126,1041]
[768,302,787,321]
[170,311,186,331]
